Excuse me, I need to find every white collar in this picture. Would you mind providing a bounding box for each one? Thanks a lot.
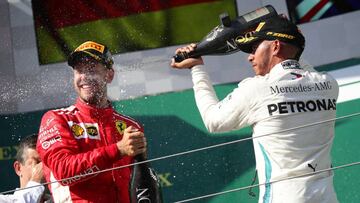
[269,59,301,75]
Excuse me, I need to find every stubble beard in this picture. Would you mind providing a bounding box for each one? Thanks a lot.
[78,80,108,106]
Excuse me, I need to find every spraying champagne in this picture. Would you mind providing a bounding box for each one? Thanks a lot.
[129,153,163,203]
[173,5,278,62]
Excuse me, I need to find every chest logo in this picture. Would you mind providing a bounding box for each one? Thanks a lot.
[86,125,99,137]
[115,120,127,134]
[71,124,84,137]
[290,72,304,80]
[68,121,101,140]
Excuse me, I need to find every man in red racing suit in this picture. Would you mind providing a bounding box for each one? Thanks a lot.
[37,41,147,202]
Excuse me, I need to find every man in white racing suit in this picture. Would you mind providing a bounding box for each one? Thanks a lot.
[171,16,339,203]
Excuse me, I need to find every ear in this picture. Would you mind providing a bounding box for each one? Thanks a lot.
[13,161,22,177]
[272,40,281,56]
[106,68,115,83]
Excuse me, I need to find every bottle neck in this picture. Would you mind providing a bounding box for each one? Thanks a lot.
[134,154,146,162]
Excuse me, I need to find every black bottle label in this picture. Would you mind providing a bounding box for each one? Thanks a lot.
[129,156,163,203]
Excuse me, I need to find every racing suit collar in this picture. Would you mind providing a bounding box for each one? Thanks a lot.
[269,59,301,75]
[75,98,114,118]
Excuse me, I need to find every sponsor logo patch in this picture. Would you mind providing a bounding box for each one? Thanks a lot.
[68,121,100,140]
[39,125,61,143]
[71,124,84,138]
[270,81,332,94]
[75,41,105,53]
[61,165,100,185]
[281,60,301,70]
[290,72,304,80]
[267,99,337,116]
[41,136,62,150]
[86,125,99,138]
[266,32,295,40]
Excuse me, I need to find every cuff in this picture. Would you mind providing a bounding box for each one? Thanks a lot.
[191,64,205,74]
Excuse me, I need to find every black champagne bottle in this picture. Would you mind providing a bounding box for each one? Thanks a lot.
[173,5,278,62]
[129,154,163,203]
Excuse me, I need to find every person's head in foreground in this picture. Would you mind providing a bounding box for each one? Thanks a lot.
[68,41,115,108]
[14,133,42,188]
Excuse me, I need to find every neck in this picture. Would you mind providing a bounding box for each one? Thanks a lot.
[20,179,27,188]
[80,97,110,108]
[96,99,110,108]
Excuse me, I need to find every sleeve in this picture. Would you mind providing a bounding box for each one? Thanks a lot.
[0,181,45,203]
[191,65,254,133]
[0,195,13,203]
[37,111,121,186]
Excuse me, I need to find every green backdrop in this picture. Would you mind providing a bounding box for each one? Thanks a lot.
[1,83,359,202]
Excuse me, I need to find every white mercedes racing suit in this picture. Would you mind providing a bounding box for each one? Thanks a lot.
[191,60,339,203]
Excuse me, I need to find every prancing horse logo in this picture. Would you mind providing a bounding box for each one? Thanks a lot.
[115,120,127,134]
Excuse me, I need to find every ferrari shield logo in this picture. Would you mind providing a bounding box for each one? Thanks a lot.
[86,125,99,137]
[115,120,127,134]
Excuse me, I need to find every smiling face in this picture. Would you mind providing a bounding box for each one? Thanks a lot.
[73,57,114,107]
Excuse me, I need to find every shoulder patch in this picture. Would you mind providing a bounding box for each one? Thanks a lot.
[113,112,142,129]
[115,120,127,134]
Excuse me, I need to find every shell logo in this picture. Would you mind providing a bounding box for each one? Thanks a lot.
[71,124,84,137]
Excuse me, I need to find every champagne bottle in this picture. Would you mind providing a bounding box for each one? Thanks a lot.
[173,5,278,62]
[129,154,163,203]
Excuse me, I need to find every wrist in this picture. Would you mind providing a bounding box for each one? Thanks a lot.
[116,143,125,157]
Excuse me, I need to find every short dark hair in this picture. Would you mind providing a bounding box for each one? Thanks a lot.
[279,41,303,60]
[15,133,38,164]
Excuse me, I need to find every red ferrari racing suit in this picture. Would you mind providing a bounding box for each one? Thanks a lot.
[37,99,143,203]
